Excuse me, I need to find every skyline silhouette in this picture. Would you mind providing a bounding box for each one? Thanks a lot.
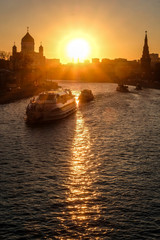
[0,0,160,63]
[1,28,160,66]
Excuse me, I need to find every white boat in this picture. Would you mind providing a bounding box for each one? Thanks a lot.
[26,88,77,123]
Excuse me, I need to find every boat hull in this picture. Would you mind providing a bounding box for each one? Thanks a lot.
[78,89,94,103]
[26,101,77,124]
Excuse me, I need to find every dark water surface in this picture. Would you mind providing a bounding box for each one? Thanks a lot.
[0,82,160,239]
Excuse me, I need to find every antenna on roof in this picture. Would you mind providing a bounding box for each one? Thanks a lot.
[27,27,29,33]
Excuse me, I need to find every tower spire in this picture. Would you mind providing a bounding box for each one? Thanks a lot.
[145,31,147,44]
[141,31,151,79]
[142,31,150,59]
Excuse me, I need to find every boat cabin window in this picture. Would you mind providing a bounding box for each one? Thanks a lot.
[57,94,67,104]
[47,94,56,101]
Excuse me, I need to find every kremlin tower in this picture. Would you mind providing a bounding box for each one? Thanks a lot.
[141,31,151,79]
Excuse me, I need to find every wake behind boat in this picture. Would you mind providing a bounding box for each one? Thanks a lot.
[26,88,77,123]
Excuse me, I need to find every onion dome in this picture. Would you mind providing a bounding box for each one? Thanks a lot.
[39,43,43,55]
[13,43,17,50]
[21,32,34,43]
[39,44,43,51]
[21,28,35,53]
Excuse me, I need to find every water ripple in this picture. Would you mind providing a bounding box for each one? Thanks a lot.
[0,83,160,239]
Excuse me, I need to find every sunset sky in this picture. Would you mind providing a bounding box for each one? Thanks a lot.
[0,0,160,63]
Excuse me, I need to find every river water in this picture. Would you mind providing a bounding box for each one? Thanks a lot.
[0,82,160,239]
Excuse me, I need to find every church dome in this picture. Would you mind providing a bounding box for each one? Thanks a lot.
[21,30,35,53]
[21,32,34,43]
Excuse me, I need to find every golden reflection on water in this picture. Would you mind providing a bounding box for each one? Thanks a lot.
[66,109,101,228]
[68,110,91,221]
[75,95,79,106]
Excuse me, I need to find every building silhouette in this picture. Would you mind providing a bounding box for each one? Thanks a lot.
[150,53,160,66]
[141,31,151,79]
[2,29,158,87]
[10,28,45,71]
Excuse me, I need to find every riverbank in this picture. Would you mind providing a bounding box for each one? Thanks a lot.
[0,81,58,104]
[0,88,38,104]
[0,79,160,104]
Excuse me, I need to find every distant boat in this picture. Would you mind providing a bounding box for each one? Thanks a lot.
[135,83,142,90]
[116,84,129,92]
[78,89,94,103]
[26,88,77,123]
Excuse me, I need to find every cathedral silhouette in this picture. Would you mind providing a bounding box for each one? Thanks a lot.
[10,28,45,71]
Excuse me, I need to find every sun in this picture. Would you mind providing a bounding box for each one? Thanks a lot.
[66,38,90,63]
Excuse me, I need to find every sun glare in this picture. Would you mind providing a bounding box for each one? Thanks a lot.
[66,38,90,63]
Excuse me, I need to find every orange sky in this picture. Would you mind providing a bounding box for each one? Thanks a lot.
[0,0,160,63]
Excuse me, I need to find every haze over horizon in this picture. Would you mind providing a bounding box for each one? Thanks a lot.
[1,0,160,63]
